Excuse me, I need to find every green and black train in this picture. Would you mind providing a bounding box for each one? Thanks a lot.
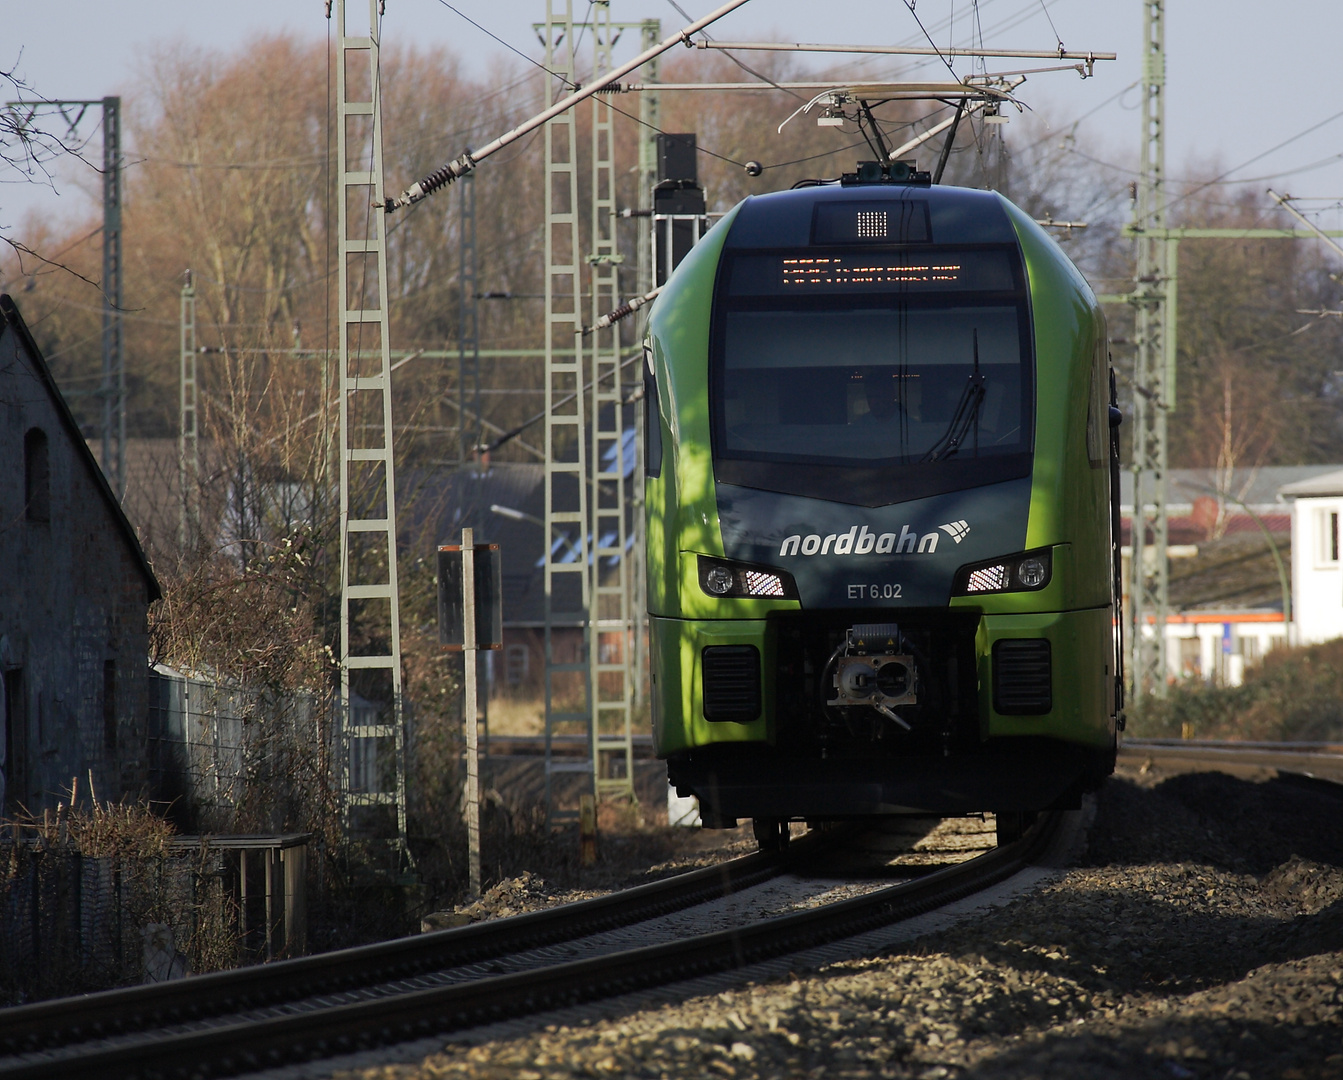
[643,169,1123,846]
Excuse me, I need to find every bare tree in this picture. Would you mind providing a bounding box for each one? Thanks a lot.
[0,62,110,295]
[1171,186,1343,474]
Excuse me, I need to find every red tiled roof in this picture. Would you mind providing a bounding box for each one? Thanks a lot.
[1121,513,1290,545]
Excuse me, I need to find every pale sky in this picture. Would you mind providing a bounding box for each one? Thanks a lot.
[3,0,1343,234]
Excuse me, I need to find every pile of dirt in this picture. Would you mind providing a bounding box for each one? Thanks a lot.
[421,872,566,931]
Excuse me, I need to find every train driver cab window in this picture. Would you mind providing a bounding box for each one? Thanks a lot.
[712,246,1034,504]
[1317,508,1339,567]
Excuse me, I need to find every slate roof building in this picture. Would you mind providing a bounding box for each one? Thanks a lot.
[419,462,565,699]
[418,447,638,700]
[0,295,161,814]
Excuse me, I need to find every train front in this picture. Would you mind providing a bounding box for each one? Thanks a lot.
[645,180,1118,830]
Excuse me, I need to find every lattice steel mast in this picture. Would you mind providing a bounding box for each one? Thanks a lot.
[630,18,660,713]
[179,270,198,550]
[101,96,125,500]
[458,172,481,465]
[1126,0,1170,709]
[17,97,126,496]
[588,1,636,804]
[542,0,595,822]
[332,0,409,864]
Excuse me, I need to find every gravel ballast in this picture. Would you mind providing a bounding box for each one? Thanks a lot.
[334,762,1343,1079]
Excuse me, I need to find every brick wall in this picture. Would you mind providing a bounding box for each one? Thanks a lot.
[1,317,156,813]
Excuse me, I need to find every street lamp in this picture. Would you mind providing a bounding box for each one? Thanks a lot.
[490,503,584,563]
[489,503,544,528]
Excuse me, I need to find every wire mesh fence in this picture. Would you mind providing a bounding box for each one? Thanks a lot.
[0,835,234,1004]
[147,665,335,835]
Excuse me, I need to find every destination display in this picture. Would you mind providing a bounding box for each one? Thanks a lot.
[782,256,966,288]
[727,248,1018,296]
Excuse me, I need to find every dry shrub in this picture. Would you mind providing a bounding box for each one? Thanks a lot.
[9,776,176,858]
[62,799,176,861]
[151,533,330,695]
[1134,637,1343,741]
[0,789,242,1003]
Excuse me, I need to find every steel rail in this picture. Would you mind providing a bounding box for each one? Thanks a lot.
[1123,738,1343,753]
[1119,738,1343,782]
[0,841,803,1058]
[0,814,1063,1080]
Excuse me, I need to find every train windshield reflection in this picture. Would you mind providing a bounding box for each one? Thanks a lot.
[719,304,1029,466]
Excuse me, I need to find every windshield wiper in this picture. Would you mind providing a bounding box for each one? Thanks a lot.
[921,329,986,463]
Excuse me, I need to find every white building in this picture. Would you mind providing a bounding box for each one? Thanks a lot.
[1159,612,1288,687]
[1122,466,1343,687]
[1281,469,1343,645]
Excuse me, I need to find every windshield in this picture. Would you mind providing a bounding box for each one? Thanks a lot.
[722,305,1025,463]
[711,246,1034,506]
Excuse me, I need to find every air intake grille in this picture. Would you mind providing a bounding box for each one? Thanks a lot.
[993,639,1052,715]
[702,645,761,722]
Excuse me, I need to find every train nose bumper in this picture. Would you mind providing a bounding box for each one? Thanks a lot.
[669,738,1101,827]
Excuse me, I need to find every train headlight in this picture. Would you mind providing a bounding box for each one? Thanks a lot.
[1016,556,1049,588]
[952,549,1052,596]
[966,564,1010,592]
[697,555,799,600]
[704,565,735,596]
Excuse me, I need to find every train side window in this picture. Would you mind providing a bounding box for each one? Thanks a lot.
[644,345,663,478]
[1085,329,1107,468]
[1318,509,1339,566]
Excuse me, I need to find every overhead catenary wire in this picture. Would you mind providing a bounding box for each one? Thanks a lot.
[665,0,808,102]
[426,10,753,176]
[1060,143,1343,188]
[689,41,1114,64]
[908,0,1072,83]
[383,0,753,212]
[1035,0,1065,52]
[901,0,961,83]
[418,1,1066,188]
[1161,106,1343,220]
[485,347,645,454]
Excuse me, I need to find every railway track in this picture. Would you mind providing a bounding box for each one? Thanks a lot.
[5,742,1330,1079]
[1119,737,1343,782]
[0,814,1064,1080]
[0,837,795,1071]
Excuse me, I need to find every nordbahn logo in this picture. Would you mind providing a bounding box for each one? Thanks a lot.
[940,519,970,543]
[779,521,971,558]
